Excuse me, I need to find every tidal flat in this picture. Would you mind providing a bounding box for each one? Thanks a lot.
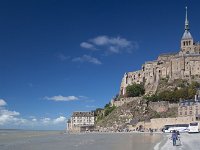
[0,130,163,150]
[3,130,200,150]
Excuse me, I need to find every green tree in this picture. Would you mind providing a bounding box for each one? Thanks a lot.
[126,83,145,97]
[104,106,116,116]
[144,94,158,102]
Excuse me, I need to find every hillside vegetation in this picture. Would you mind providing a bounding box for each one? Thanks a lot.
[95,98,177,129]
[145,80,200,102]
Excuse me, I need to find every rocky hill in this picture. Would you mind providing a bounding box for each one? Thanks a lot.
[95,97,177,130]
[95,79,200,131]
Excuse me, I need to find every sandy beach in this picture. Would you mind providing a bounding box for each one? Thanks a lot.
[0,130,200,150]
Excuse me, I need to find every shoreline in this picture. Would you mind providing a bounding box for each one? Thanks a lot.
[2,130,200,150]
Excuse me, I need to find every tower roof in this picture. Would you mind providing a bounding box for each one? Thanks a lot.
[182,6,193,40]
[182,30,193,40]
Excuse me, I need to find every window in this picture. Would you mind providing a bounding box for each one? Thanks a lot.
[180,112,182,115]
[185,111,187,115]
[190,111,192,115]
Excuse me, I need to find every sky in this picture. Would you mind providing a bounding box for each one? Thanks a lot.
[0,0,200,130]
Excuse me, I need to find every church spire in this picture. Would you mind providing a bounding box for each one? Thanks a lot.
[185,6,189,31]
[182,6,193,40]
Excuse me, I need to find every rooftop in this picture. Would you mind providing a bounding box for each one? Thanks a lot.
[182,30,193,40]
[72,111,94,117]
[179,99,200,106]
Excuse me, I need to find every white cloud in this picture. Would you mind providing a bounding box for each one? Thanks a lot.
[0,109,20,116]
[90,35,109,46]
[53,116,66,124]
[44,95,79,102]
[81,35,138,54]
[40,116,66,125]
[0,99,7,107]
[57,53,70,61]
[72,55,102,65]
[0,109,21,125]
[80,42,96,50]
[41,118,51,124]
[32,118,37,122]
[0,99,67,129]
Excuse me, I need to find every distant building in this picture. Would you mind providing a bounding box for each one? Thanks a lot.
[120,7,200,95]
[178,95,200,120]
[67,111,95,132]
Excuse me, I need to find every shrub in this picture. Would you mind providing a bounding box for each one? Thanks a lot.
[126,83,145,97]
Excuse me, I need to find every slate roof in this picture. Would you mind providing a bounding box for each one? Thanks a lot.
[72,112,94,117]
[182,30,193,40]
[179,99,200,106]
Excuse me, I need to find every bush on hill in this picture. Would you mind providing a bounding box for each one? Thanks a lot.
[145,81,200,102]
[125,83,145,97]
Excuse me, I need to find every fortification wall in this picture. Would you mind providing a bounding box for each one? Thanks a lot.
[132,116,198,131]
[112,97,143,107]
[149,101,169,113]
[120,54,200,95]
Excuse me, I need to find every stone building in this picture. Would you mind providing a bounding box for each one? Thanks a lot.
[120,7,200,95]
[67,111,95,132]
[178,93,200,120]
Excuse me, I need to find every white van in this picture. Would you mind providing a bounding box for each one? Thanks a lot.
[188,122,199,133]
[163,124,189,133]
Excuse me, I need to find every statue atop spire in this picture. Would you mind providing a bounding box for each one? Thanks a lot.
[185,6,189,31]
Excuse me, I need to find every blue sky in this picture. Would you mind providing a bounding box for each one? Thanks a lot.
[0,0,200,130]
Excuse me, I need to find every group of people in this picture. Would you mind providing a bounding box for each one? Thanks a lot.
[171,130,180,146]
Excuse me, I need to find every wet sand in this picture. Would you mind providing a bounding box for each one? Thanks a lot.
[158,132,200,150]
[0,130,162,150]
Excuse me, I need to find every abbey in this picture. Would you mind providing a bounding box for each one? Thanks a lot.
[120,7,200,95]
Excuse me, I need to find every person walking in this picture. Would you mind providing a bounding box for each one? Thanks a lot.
[171,130,178,146]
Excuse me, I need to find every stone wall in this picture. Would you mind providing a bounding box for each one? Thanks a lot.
[148,101,169,113]
[130,116,199,131]
[169,103,179,108]
[111,97,143,107]
[149,101,178,113]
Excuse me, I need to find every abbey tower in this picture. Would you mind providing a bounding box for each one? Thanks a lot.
[120,7,200,95]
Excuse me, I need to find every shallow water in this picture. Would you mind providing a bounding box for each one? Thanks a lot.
[0,130,163,150]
